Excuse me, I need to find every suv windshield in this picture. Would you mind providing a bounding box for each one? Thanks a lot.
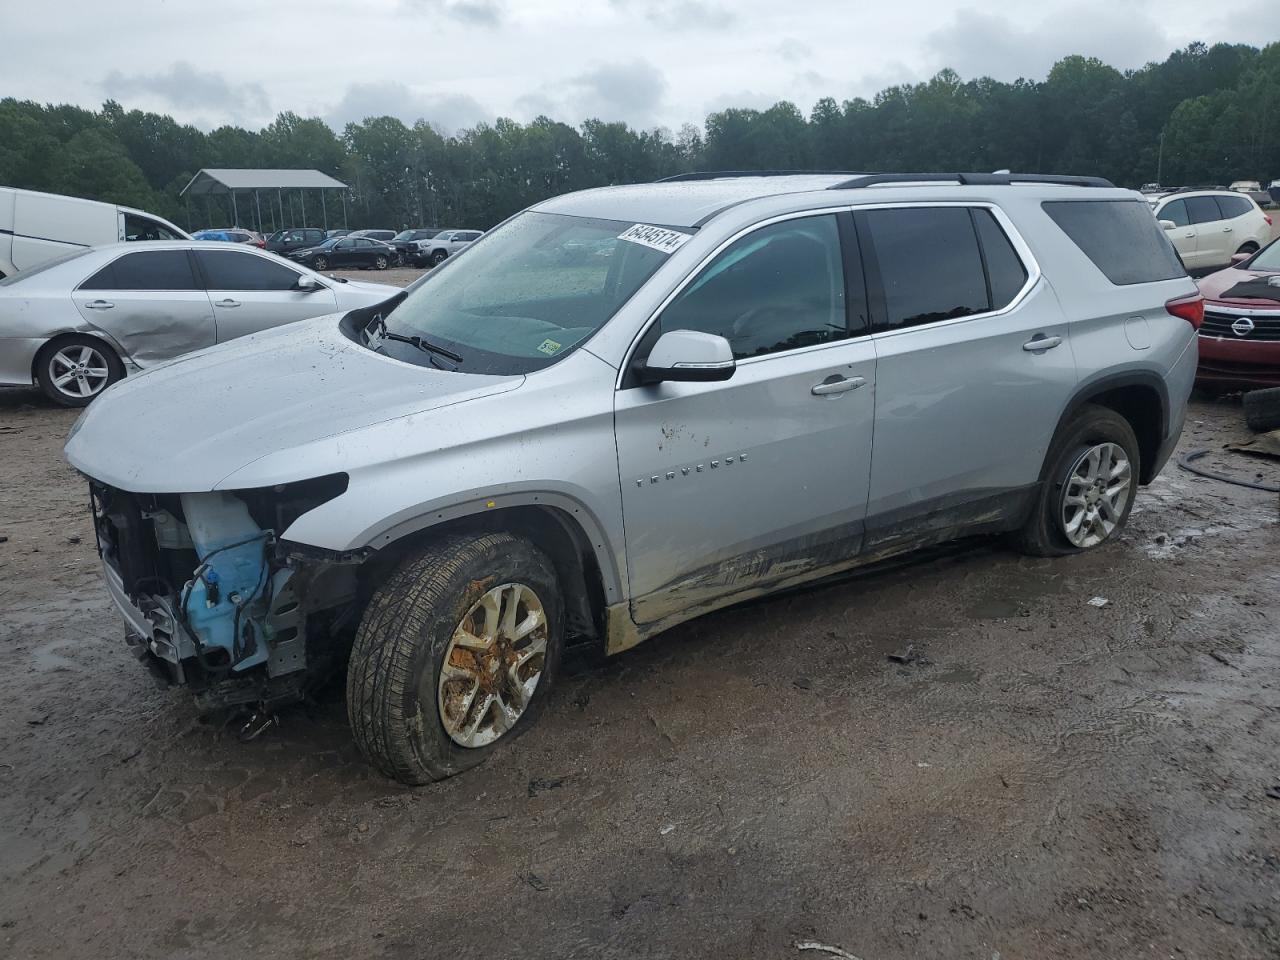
[376,211,679,374]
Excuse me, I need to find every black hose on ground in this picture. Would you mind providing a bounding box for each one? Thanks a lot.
[1177,448,1280,493]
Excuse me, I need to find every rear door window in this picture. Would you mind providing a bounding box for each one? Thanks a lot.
[197,250,302,291]
[82,250,199,290]
[1042,200,1186,285]
[859,207,989,331]
[1185,196,1223,225]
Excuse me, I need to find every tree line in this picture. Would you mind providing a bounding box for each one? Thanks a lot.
[1,40,1277,233]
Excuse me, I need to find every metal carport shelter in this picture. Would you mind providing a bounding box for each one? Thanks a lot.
[179,168,349,233]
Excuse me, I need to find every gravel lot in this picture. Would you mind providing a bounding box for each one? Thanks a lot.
[1,372,1278,957]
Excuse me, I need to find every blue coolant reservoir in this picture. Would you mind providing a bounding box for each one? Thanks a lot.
[180,492,271,670]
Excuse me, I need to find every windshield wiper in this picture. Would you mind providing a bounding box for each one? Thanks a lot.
[363,314,463,368]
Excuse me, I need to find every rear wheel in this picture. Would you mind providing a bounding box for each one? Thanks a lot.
[35,336,123,407]
[347,533,563,784]
[1015,404,1140,556]
[312,255,328,271]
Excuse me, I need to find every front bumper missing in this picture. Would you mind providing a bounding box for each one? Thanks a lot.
[90,479,364,708]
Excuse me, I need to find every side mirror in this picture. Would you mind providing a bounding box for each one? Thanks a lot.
[295,275,323,291]
[1159,219,1177,231]
[641,330,736,384]
[1231,252,1251,265]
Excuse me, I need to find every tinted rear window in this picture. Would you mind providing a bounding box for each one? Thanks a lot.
[1217,195,1254,219]
[1042,200,1185,285]
[82,250,199,290]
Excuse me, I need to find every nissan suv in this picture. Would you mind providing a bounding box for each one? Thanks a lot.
[65,172,1200,784]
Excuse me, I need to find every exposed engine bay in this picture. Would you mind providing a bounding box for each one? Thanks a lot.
[89,474,364,715]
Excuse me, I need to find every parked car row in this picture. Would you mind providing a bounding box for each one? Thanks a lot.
[191,227,266,248]
[262,226,483,267]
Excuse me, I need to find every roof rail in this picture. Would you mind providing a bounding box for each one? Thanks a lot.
[657,170,868,183]
[826,172,1116,190]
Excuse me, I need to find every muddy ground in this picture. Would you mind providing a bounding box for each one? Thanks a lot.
[1,378,1278,958]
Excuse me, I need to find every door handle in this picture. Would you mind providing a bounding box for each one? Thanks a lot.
[811,375,866,396]
[84,299,114,310]
[215,298,241,308]
[1222,226,1233,233]
[1023,335,1063,352]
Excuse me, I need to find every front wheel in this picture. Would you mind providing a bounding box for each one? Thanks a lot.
[1014,404,1140,556]
[374,255,389,270]
[36,336,124,407]
[312,255,328,271]
[347,533,563,784]
[428,250,448,267]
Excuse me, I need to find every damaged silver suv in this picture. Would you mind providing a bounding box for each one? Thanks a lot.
[66,172,1201,784]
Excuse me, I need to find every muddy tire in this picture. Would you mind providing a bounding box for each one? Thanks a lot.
[35,335,124,407]
[1014,403,1140,557]
[346,533,563,784]
[1243,386,1280,432]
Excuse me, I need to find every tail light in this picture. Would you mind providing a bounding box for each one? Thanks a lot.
[1166,293,1204,330]
[1266,214,1273,227]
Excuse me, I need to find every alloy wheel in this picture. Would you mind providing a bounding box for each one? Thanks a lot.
[1060,441,1132,548]
[437,582,548,748]
[313,256,328,271]
[49,345,110,400]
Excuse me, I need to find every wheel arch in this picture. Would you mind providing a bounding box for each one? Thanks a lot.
[360,497,622,644]
[1049,371,1169,484]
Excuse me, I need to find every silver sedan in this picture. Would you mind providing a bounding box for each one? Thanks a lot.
[0,240,402,405]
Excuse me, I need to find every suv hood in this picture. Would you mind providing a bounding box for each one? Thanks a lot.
[65,315,523,493]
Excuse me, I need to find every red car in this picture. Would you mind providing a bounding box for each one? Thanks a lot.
[1195,240,1280,389]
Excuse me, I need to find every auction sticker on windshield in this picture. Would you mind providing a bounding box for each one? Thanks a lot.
[618,223,692,254]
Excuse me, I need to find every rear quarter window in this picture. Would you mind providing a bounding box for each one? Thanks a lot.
[1042,200,1185,286]
[1217,195,1254,219]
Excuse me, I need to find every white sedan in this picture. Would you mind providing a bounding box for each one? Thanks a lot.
[0,241,401,405]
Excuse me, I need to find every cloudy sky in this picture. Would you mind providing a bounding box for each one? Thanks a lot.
[1,0,1273,134]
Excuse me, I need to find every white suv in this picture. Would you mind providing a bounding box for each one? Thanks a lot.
[1149,190,1272,272]
[415,229,483,266]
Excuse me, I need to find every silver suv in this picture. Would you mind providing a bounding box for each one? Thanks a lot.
[65,172,1201,784]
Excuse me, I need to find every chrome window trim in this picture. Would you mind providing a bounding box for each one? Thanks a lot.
[616,201,1041,386]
